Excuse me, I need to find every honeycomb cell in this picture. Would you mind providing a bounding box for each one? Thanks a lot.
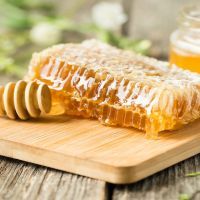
[26,40,200,138]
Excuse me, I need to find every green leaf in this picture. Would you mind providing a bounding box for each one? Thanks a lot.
[5,65,26,78]
[0,31,29,56]
[6,0,25,8]
[186,172,200,177]
[52,18,76,30]
[0,57,14,71]
[118,36,151,54]
[0,56,26,78]
[7,0,55,11]
[0,1,32,29]
[96,30,118,45]
[179,194,190,200]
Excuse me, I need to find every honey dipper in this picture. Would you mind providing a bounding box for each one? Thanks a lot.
[0,81,51,120]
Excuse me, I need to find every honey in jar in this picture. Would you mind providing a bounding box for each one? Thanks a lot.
[170,5,200,73]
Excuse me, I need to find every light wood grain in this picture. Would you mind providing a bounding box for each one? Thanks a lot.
[0,75,109,200]
[0,115,199,184]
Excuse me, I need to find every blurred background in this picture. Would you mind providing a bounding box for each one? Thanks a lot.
[0,0,199,80]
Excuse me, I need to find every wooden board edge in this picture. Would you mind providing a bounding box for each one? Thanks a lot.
[0,139,133,184]
[0,135,200,184]
[125,136,200,184]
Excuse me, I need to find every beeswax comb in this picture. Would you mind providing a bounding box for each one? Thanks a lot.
[0,81,51,120]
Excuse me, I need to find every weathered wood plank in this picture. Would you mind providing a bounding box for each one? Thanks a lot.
[0,156,107,200]
[113,154,200,200]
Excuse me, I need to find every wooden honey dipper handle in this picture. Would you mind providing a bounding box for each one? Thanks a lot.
[0,81,52,120]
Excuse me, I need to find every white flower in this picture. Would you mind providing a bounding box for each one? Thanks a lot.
[30,23,62,46]
[92,2,127,31]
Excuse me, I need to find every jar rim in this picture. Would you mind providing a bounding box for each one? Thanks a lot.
[179,5,200,26]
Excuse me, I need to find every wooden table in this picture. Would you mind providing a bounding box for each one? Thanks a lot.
[0,75,200,200]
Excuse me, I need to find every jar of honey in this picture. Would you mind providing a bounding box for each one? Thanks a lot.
[170,5,200,73]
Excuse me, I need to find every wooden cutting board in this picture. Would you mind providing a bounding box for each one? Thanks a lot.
[0,116,199,184]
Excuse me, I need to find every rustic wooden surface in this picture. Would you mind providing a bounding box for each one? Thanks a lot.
[0,157,107,200]
[113,155,200,200]
[0,114,200,184]
[0,75,200,199]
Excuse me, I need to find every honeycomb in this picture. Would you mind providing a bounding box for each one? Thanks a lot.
[26,39,200,138]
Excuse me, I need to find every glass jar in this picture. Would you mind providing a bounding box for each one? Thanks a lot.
[169,5,200,73]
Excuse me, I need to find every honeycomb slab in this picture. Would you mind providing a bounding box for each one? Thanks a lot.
[26,40,200,138]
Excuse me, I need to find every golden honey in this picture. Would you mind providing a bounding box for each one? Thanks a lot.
[26,40,200,138]
[170,47,200,73]
[170,5,200,73]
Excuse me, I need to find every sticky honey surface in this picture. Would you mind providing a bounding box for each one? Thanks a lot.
[26,40,200,138]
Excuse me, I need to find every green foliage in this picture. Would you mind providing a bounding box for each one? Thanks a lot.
[186,172,200,177]
[98,30,151,54]
[0,56,25,77]
[0,0,151,78]
[179,194,190,200]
